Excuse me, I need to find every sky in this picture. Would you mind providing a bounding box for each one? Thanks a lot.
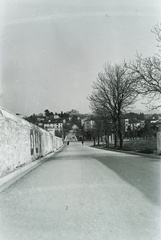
[0,0,161,116]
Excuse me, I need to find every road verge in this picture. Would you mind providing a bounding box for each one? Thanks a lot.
[91,145,161,160]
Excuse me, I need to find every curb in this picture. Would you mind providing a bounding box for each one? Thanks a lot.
[91,146,161,160]
[0,146,64,193]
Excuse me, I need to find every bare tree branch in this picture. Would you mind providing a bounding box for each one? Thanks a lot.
[152,23,161,55]
[126,54,161,108]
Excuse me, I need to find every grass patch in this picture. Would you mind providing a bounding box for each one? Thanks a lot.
[92,138,157,154]
[122,138,157,153]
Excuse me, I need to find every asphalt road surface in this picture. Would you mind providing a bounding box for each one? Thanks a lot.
[0,142,161,240]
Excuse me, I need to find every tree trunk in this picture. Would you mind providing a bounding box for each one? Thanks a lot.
[119,131,124,148]
[118,114,124,149]
[105,134,109,148]
[97,135,100,146]
[114,134,117,147]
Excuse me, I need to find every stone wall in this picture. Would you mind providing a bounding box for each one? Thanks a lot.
[0,108,63,177]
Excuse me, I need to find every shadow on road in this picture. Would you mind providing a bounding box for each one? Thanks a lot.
[47,142,161,206]
[96,154,161,206]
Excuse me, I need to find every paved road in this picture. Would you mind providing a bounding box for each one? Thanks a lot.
[0,142,161,240]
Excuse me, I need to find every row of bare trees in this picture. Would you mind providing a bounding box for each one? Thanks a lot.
[88,24,161,148]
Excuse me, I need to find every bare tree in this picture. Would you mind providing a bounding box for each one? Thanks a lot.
[91,107,113,147]
[89,63,138,148]
[92,115,104,146]
[152,23,161,55]
[126,55,161,108]
[126,24,161,109]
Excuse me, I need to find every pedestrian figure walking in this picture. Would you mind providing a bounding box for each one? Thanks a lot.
[82,140,84,145]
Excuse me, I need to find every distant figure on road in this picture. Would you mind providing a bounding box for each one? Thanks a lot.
[82,140,84,145]
[67,141,69,145]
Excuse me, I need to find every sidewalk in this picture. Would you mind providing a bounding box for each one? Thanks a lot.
[0,146,64,193]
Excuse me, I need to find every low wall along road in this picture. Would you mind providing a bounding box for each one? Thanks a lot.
[0,108,63,178]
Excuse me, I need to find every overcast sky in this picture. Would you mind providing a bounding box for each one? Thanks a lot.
[0,0,161,116]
